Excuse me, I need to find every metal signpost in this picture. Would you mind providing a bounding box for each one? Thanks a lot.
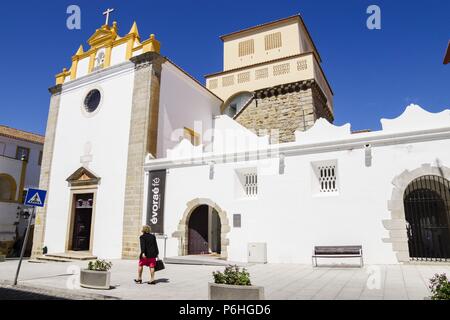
[13,188,47,286]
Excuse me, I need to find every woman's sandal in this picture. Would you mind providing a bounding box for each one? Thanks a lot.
[148,281,156,285]
[134,279,143,284]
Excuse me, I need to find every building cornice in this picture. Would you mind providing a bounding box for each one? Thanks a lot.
[205,52,334,96]
[48,84,63,95]
[219,14,322,63]
[144,126,450,171]
[60,61,135,94]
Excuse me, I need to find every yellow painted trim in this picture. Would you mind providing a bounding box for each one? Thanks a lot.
[0,173,17,202]
[142,34,161,54]
[184,127,201,146]
[88,51,96,73]
[126,38,134,60]
[18,160,28,203]
[104,45,113,68]
[56,22,160,81]
[55,68,71,85]
[70,59,79,80]
[132,44,143,52]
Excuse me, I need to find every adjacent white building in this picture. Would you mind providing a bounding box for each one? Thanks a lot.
[0,126,44,252]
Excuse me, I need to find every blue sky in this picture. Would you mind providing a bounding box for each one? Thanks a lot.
[0,0,448,135]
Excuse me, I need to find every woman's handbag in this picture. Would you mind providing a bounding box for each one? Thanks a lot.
[155,259,165,272]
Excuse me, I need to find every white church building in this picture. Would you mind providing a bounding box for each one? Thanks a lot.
[32,14,450,265]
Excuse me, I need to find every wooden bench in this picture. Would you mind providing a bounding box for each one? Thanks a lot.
[312,246,363,267]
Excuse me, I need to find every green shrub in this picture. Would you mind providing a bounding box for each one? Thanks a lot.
[429,273,450,300]
[213,265,252,286]
[88,259,112,272]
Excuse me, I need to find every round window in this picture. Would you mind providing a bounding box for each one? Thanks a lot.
[84,89,101,113]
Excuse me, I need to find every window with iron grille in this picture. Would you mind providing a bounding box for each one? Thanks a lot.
[265,32,282,50]
[244,172,258,197]
[312,161,339,194]
[238,39,255,57]
[318,165,338,193]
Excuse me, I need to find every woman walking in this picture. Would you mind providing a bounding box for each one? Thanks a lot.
[135,225,159,285]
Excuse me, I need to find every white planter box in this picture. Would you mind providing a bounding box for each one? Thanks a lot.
[208,283,264,300]
[80,269,111,290]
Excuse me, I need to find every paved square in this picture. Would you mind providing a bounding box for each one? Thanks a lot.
[0,259,449,300]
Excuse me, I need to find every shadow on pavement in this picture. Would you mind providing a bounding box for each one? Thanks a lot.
[0,287,68,300]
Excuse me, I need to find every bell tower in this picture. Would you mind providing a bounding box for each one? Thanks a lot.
[205,14,334,143]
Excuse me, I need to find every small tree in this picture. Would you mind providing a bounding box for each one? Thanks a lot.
[429,273,450,300]
[213,265,252,286]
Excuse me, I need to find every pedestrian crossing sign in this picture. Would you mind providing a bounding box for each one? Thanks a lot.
[24,188,47,207]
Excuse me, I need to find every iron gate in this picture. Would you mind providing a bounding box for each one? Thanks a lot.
[404,175,450,261]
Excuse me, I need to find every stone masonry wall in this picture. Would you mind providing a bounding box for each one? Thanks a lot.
[235,80,332,143]
[31,85,62,258]
[121,52,163,259]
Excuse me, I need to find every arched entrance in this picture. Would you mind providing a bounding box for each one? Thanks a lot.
[0,174,17,201]
[384,163,450,262]
[404,175,450,260]
[173,198,230,259]
[187,205,221,255]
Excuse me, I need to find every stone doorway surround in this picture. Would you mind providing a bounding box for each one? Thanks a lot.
[384,163,450,262]
[172,198,230,260]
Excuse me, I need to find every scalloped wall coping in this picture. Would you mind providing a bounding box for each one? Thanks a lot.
[381,104,450,133]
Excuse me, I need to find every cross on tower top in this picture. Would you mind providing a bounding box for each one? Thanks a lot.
[103,8,115,26]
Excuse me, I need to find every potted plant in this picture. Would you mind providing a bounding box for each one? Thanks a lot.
[427,273,450,300]
[80,259,112,290]
[209,265,264,300]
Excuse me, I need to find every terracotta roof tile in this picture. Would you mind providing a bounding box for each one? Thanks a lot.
[0,125,45,145]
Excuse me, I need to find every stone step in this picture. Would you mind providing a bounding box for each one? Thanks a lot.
[35,255,73,263]
[44,252,97,261]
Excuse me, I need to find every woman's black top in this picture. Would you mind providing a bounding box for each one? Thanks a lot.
[139,233,159,259]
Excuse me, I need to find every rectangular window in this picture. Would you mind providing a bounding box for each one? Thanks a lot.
[183,127,201,146]
[238,39,255,57]
[38,150,43,166]
[16,146,30,161]
[233,214,242,228]
[265,32,282,51]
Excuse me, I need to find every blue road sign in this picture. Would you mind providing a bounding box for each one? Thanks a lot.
[24,188,47,207]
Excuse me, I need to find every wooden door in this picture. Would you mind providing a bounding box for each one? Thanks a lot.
[72,194,93,251]
[188,205,209,255]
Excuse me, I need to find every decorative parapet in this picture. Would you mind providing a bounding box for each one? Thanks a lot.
[381,104,450,132]
[167,139,204,160]
[54,21,161,85]
[295,118,351,144]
